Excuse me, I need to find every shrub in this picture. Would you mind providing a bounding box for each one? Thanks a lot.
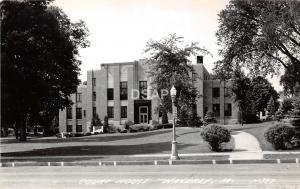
[203,111,217,126]
[200,124,231,151]
[275,108,285,121]
[115,125,127,133]
[264,123,295,150]
[125,120,134,130]
[129,124,152,132]
[187,111,203,127]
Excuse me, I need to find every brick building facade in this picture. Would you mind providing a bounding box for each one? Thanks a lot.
[59,56,239,133]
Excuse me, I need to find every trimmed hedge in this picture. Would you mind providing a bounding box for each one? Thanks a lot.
[129,124,155,132]
[264,123,295,150]
[200,124,231,151]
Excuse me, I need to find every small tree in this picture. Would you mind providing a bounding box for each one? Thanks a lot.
[92,114,102,127]
[103,116,109,133]
[267,97,276,118]
[203,111,217,126]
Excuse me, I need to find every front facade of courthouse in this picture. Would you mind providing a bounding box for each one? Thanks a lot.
[59,56,239,133]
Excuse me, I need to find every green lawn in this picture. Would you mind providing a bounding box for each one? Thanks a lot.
[1,128,229,158]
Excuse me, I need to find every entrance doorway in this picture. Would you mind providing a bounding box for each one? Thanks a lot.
[139,106,148,124]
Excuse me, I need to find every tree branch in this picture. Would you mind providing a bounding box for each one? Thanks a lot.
[265,52,288,69]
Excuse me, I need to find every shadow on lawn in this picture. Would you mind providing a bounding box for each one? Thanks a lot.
[1,129,173,144]
[1,142,196,157]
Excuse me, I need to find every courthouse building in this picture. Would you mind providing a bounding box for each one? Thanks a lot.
[59,56,239,133]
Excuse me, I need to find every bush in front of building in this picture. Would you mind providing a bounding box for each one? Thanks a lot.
[125,120,134,130]
[264,123,295,150]
[129,124,155,132]
[203,111,217,126]
[200,124,231,152]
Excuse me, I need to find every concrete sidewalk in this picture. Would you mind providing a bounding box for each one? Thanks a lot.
[229,131,263,160]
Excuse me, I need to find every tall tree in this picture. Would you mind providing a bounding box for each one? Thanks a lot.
[1,0,90,141]
[267,97,276,118]
[231,68,252,125]
[144,34,209,123]
[216,0,300,95]
[251,76,279,113]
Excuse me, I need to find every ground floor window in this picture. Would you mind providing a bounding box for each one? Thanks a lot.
[76,125,82,132]
[213,104,220,117]
[121,106,127,118]
[108,106,114,118]
[224,103,232,116]
[67,125,72,132]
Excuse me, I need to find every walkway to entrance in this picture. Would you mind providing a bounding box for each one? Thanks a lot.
[230,131,263,160]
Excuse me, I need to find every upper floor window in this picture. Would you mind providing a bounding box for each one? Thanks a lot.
[76,107,82,119]
[212,88,220,98]
[93,91,96,101]
[120,81,128,100]
[67,107,72,119]
[139,81,147,99]
[225,87,232,97]
[76,93,82,102]
[107,88,114,100]
[92,78,96,86]
[224,103,232,116]
[213,104,220,117]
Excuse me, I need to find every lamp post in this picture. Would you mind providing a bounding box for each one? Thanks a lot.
[170,85,180,160]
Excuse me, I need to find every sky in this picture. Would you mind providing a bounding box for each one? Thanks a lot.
[53,0,282,91]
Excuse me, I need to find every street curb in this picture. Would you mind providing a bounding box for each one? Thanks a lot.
[0,158,299,167]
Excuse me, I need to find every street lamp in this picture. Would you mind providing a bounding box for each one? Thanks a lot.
[170,85,180,160]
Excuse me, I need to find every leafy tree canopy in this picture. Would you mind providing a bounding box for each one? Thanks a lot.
[216,0,300,94]
[144,34,210,120]
[1,0,90,140]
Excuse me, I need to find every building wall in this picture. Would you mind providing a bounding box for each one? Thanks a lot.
[59,57,240,133]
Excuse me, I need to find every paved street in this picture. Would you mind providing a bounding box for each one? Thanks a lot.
[1,164,300,189]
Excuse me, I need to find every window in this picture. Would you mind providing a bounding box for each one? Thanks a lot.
[120,81,128,100]
[213,104,220,117]
[93,91,96,101]
[76,125,82,132]
[67,108,72,119]
[139,81,147,99]
[92,78,96,86]
[192,73,197,82]
[121,106,127,118]
[67,125,72,132]
[224,103,232,116]
[76,93,82,102]
[212,88,220,98]
[93,107,96,117]
[83,110,86,117]
[107,88,114,100]
[107,107,114,118]
[76,107,82,119]
[225,87,232,97]
[204,107,208,115]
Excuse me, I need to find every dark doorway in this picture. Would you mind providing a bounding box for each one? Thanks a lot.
[134,100,152,124]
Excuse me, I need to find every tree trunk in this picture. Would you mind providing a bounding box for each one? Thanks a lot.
[162,109,169,124]
[18,116,27,141]
[241,110,244,126]
[15,122,19,140]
